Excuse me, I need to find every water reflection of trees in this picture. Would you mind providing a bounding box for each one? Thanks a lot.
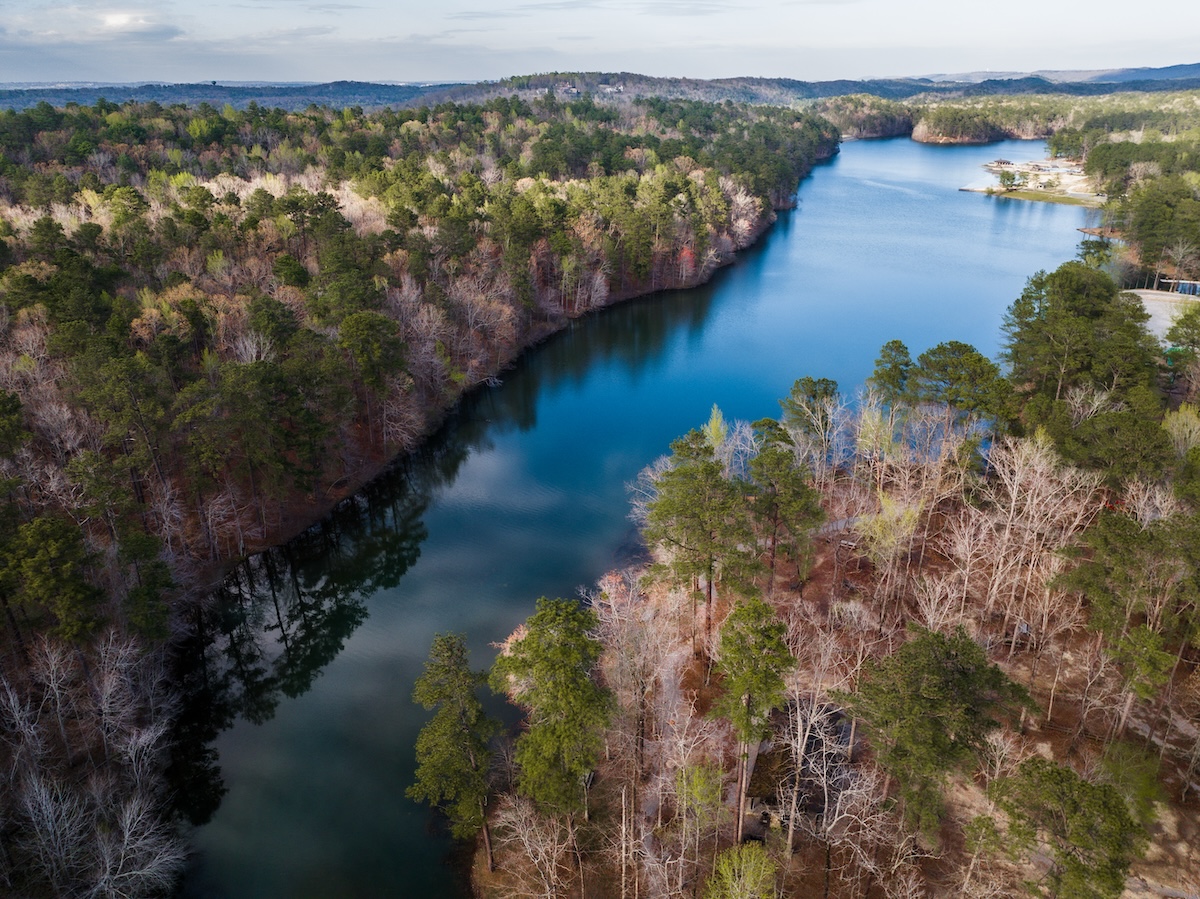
[472,282,720,435]
[169,276,724,827]
[169,460,436,826]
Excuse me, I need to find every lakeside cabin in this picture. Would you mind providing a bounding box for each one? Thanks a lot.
[1162,279,1200,296]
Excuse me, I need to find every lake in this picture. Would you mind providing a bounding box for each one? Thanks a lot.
[175,138,1094,897]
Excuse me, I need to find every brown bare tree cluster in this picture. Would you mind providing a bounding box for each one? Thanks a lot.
[513,331,1200,898]
[0,633,185,897]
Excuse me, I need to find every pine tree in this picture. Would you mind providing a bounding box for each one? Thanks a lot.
[747,423,823,592]
[491,598,610,816]
[645,429,759,654]
[408,633,498,869]
[712,596,793,842]
[992,758,1145,899]
[840,626,1030,837]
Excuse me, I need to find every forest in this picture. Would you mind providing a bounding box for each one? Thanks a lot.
[0,90,836,896]
[431,280,1200,899]
[819,89,1200,144]
[4,78,1200,898]
[409,92,1200,899]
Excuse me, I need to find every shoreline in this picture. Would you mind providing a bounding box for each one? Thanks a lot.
[959,156,1104,207]
[177,121,840,600]
[182,187,803,602]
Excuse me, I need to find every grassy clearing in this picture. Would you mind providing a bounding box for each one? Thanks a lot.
[987,188,1099,207]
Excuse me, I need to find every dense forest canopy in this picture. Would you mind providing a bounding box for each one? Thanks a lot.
[424,88,1200,899]
[814,89,1200,143]
[5,78,1200,898]
[464,254,1200,898]
[0,91,836,600]
[0,90,836,898]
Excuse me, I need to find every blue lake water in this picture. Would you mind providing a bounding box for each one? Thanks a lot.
[176,138,1093,897]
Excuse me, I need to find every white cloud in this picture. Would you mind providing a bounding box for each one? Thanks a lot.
[0,5,183,44]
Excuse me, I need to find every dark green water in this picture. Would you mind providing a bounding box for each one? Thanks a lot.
[175,138,1093,897]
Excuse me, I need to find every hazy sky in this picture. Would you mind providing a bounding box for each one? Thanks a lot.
[1,0,1195,85]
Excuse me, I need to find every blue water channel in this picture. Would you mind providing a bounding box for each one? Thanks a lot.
[176,138,1094,897]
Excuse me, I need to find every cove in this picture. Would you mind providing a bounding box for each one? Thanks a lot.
[174,138,1093,898]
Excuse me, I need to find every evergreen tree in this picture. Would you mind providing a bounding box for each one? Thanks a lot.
[747,424,823,591]
[408,633,498,869]
[780,376,839,439]
[0,390,27,457]
[712,596,793,841]
[841,626,1030,837]
[1002,262,1159,403]
[868,339,913,408]
[912,339,1010,425]
[1061,511,1194,737]
[490,598,610,816]
[993,758,1145,899]
[3,516,104,642]
[645,429,759,654]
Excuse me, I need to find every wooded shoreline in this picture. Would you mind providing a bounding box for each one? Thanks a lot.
[5,81,1200,898]
[189,172,803,597]
[0,93,839,898]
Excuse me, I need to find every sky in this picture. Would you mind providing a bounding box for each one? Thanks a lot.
[0,0,1196,85]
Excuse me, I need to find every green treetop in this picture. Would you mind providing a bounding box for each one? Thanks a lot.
[746,426,823,590]
[409,633,498,868]
[868,339,913,408]
[712,595,793,841]
[841,626,1030,838]
[490,597,610,816]
[644,429,759,653]
[992,758,1145,899]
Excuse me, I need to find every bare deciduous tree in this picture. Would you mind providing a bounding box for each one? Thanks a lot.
[980,435,1100,649]
[19,775,91,894]
[493,793,575,899]
[912,574,966,635]
[91,794,188,899]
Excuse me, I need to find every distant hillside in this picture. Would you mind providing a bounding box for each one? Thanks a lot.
[1085,62,1200,82]
[1,63,1198,112]
[948,75,1200,96]
[420,72,937,104]
[0,80,462,111]
[417,68,1200,108]
[922,62,1200,84]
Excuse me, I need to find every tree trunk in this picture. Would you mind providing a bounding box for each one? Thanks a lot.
[705,562,714,651]
[691,583,699,657]
[636,691,646,775]
[785,771,801,855]
[1115,688,1136,741]
[823,841,832,899]
[480,801,494,872]
[1047,652,1063,722]
[573,815,585,899]
[735,741,747,843]
[767,510,780,596]
[620,786,628,899]
[0,593,28,663]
